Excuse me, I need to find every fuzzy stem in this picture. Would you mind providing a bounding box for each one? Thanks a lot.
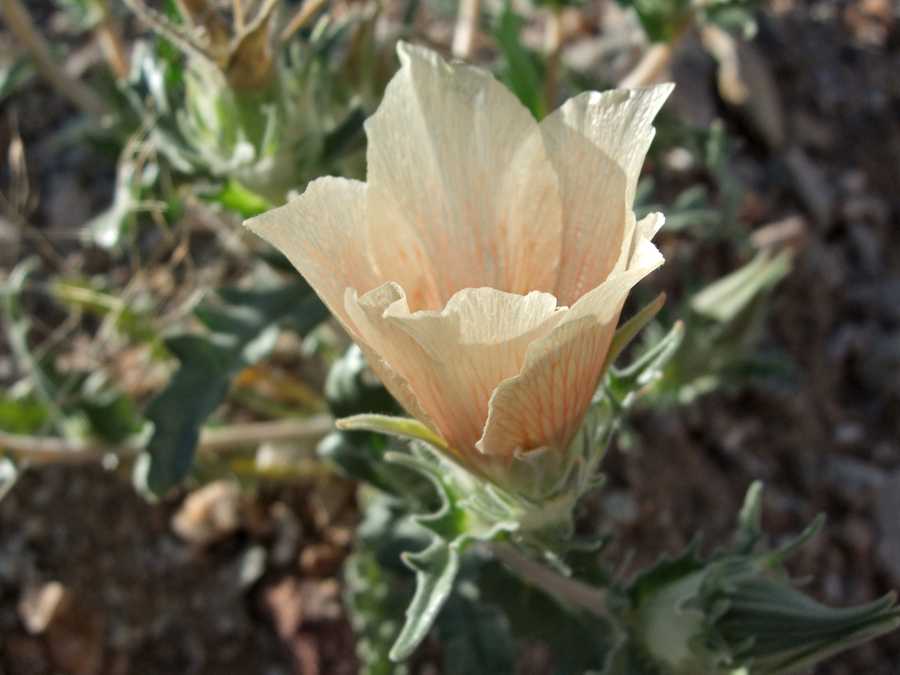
[491,543,614,620]
[0,0,107,116]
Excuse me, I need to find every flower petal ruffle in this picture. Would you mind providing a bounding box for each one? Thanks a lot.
[349,285,564,458]
[477,213,664,458]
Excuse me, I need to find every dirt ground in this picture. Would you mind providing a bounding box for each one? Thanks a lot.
[1,0,899,673]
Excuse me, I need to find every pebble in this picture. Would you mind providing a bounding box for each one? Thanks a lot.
[17,582,105,675]
[299,542,345,578]
[17,581,68,635]
[833,422,866,447]
[171,481,243,547]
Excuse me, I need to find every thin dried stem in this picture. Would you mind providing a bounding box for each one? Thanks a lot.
[491,543,614,620]
[278,0,331,46]
[451,0,481,61]
[618,42,672,88]
[0,0,107,116]
[233,0,246,31]
[543,5,563,114]
[122,0,219,70]
[96,0,130,80]
[0,415,335,466]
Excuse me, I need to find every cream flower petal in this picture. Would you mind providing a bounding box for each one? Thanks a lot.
[540,85,673,307]
[477,213,665,458]
[348,285,565,456]
[246,176,439,437]
[345,283,441,434]
[244,177,378,333]
[364,43,563,312]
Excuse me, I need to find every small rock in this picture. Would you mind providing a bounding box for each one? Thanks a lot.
[298,578,343,624]
[18,581,68,635]
[833,422,866,447]
[299,543,344,578]
[323,524,354,548]
[18,582,105,675]
[171,481,243,547]
[264,575,343,633]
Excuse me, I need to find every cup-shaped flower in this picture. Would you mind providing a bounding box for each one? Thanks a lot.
[246,43,671,488]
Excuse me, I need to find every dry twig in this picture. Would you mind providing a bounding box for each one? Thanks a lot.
[0,415,335,466]
[0,0,107,116]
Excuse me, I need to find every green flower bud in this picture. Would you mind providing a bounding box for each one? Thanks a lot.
[629,484,900,675]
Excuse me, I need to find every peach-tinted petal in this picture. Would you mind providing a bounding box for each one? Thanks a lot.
[387,288,565,454]
[477,214,664,458]
[345,283,440,434]
[540,85,673,306]
[245,179,439,438]
[348,285,565,456]
[364,43,563,311]
[244,177,378,332]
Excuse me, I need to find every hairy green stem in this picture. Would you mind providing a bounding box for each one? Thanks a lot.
[491,543,614,621]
